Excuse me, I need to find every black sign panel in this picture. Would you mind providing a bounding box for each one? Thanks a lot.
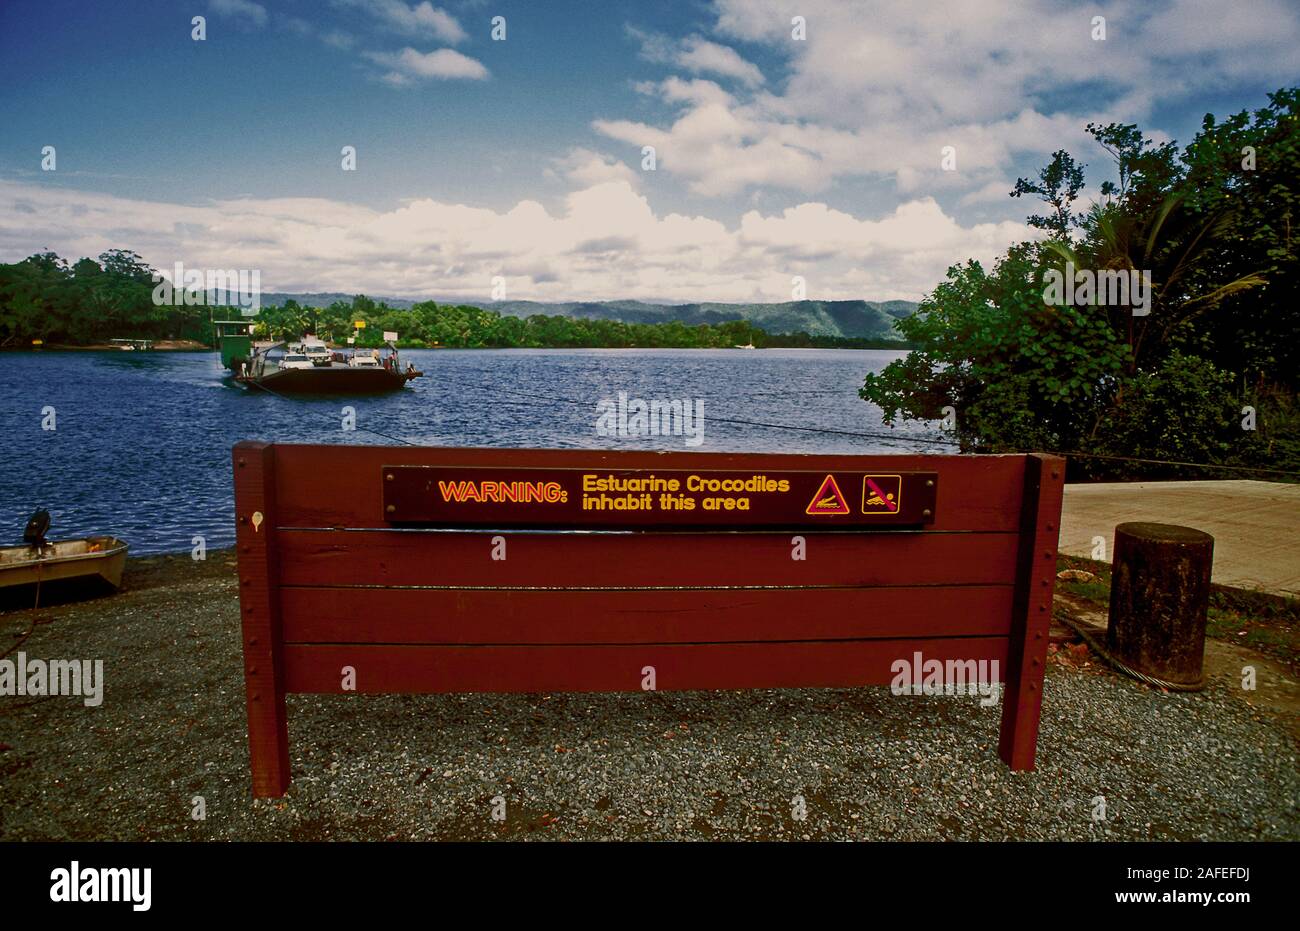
[382,466,938,529]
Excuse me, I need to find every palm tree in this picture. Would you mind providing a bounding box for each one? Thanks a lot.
[1043,194,1267,375]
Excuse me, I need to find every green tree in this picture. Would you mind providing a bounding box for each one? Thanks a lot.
[1010,150,1087,237]
[863,88,1300,478]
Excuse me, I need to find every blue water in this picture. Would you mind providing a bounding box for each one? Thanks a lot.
[0,349,947,554]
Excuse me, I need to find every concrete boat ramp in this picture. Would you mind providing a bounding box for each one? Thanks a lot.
[1059,480,1300,598]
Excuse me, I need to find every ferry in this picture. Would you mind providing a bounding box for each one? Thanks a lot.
[212,316,422,394]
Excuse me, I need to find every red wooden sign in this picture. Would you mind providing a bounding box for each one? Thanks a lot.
[234,442,1064,798]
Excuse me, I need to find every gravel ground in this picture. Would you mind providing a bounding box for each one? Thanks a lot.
[1,553,1296,841]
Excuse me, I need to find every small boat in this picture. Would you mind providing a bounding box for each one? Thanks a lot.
[0,538,129,610]
[0,511,128,609]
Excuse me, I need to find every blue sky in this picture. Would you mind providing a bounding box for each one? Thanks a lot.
[1,0,1297,302]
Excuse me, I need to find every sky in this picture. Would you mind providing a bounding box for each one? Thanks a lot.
[1,0,1297,303]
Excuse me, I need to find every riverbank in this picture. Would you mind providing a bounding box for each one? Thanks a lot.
[5,339,209,351]
[3,341,906,352]
[1,550,1295,841]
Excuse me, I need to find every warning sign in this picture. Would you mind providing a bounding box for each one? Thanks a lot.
[862,474,902,514]
[805,475,850,515]
[382,465,937,528]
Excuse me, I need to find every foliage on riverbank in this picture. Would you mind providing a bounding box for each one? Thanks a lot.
[250,297,909,349]
[0,250,214,346]
[861,87,1300,480]
[0,255,907,351]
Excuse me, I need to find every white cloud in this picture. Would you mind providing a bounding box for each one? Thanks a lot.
[365,47,488,83]
[959,179,1019,208]
[629,27,764,87]
[549,149,641,188]
[282,17,357,50]
[1142,0,1300,59]
[209,0,267,28]
[0,179,1032,303]
[596,78,1095,199]
[320,31,357,51]
[599,0,1300,201]
[676,37,764,87]
[334,0,467,43]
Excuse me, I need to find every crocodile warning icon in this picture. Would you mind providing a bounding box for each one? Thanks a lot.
[805,474,850,515]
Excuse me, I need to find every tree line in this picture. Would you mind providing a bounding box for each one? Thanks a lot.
[0,255,903,351]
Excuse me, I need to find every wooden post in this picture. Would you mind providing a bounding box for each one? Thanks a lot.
[1107,522,1213,687]
[999,454,1065,770]
[233,441,291,797]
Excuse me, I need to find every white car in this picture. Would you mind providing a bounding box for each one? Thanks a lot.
[348,351,381,368]
[302,344,332,366]
[279,353,314,370]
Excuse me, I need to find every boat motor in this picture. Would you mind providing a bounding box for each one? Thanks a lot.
[23,508,50,547]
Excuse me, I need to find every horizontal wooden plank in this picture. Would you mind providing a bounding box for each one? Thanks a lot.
[280,585,1014,644]
[276,529,1021,588]
[282,638,1010,693]
[265,444,1027,533]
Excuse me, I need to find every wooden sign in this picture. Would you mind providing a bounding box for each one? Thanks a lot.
[233,442,1065,797]
[382,465,938,528]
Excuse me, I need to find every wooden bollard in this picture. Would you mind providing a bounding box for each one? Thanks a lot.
[1107,522,1214,687]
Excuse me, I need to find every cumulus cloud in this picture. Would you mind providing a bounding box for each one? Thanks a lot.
[0,179,1031,303]
[334,0,466,43]
[281,16,356,50]
[320,31,357,50]
[629,26,764,87]
[365,47,488,83]
[601,0,1300,201]
[209,0,267,28]
[548,149,641,188]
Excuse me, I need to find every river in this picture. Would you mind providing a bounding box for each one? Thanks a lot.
[0,348,948,554]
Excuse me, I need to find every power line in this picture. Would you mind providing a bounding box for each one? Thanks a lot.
[458,383,960,449]
[1047,449,1300,479]
[238,369,1298,479]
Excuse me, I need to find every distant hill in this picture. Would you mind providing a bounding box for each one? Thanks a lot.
[259,292,422,311]
[258,293,918,340]
[485,300,917,339]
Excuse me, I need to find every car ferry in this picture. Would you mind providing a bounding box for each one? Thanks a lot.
[212,317,421,394]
